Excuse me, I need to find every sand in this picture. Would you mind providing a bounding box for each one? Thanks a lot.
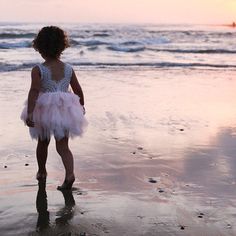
[1,68,236,235]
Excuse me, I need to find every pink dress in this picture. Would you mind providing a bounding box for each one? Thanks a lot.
[21,63,87,140]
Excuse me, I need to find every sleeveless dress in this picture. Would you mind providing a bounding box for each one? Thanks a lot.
[21,63,87,140]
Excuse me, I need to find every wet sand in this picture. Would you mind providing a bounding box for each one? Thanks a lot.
[1,68,236,235]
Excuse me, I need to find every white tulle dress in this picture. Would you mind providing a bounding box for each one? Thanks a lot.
[21,63,87,140]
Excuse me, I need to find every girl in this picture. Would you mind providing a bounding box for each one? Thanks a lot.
[21,26,87,190]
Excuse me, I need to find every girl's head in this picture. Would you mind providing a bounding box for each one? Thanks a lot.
[33,26,69,59]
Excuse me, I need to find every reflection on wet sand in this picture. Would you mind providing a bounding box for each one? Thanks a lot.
[182,127,236,194]
[36,180,75,233]
[36,181,50,231]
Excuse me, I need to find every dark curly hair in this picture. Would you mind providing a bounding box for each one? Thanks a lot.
[33,26,70,59]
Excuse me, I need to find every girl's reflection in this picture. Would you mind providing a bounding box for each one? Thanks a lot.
[36,180,49,230]
[36,180,75,231]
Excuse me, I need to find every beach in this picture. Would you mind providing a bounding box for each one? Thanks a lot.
[1,23,236,235]
[1,67,236,235]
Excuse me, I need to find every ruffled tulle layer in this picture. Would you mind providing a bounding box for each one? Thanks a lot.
[21,92,88,140]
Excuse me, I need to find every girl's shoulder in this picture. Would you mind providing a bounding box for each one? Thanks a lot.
[30,65,41,81]
[63,62,74,78]
[32,63,44,77]
[32,63,44,72]
[64,62,73,70]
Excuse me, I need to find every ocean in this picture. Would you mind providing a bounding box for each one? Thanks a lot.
[1,23,236,71]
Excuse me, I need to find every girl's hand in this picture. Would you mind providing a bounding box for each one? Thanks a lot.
[26,113,34,127]
[82,106,86,115]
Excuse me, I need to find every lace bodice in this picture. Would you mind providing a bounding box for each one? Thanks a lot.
[37,63,73,93]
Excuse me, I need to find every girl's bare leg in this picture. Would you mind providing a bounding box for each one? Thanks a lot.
[36,138,50,179]
[55,137,75,181]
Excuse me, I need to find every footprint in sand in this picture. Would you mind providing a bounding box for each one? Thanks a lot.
[148,178,157,183]
[197,212,204,218]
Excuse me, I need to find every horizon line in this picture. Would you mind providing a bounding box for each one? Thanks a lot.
[0,21,234,26]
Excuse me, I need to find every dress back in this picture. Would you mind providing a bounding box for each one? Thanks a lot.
[37,63,73,93]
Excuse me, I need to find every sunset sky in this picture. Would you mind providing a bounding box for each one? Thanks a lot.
[0,0,235,24]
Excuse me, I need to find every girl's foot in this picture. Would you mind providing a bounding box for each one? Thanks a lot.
[36,172,47,181]
[57,176,75,190]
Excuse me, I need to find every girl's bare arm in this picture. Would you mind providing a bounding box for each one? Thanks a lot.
[26,66,41,126]
[70,69,84,106]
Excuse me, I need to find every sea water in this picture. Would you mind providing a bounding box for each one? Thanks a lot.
[1,23,236,71]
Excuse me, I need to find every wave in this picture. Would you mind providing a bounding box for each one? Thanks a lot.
[148,30,236,37]
[93,33,111,37]
[148,48,236,54]
[0,41,31,49]
[72,62,236,69]
[68,39,167,48]
[0,33,35,39]
[87,46,99,51]
[2,62,236,72]
[120,41,142,46]
[107,45,145,53]
[2,38,235,56]
[143,37,170,44]
[71,39,109,46]
[0,62,36,72]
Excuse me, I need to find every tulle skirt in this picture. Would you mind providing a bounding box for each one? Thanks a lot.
[21,92,88,140]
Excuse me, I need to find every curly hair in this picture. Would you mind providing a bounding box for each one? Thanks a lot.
[33,26,70,59]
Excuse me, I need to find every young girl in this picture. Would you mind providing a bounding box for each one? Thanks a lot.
[21,26,87,190]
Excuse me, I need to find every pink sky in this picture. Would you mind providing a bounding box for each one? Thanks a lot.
[0,0,235,24]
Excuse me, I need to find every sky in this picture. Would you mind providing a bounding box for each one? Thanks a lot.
[0,0,235,24]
